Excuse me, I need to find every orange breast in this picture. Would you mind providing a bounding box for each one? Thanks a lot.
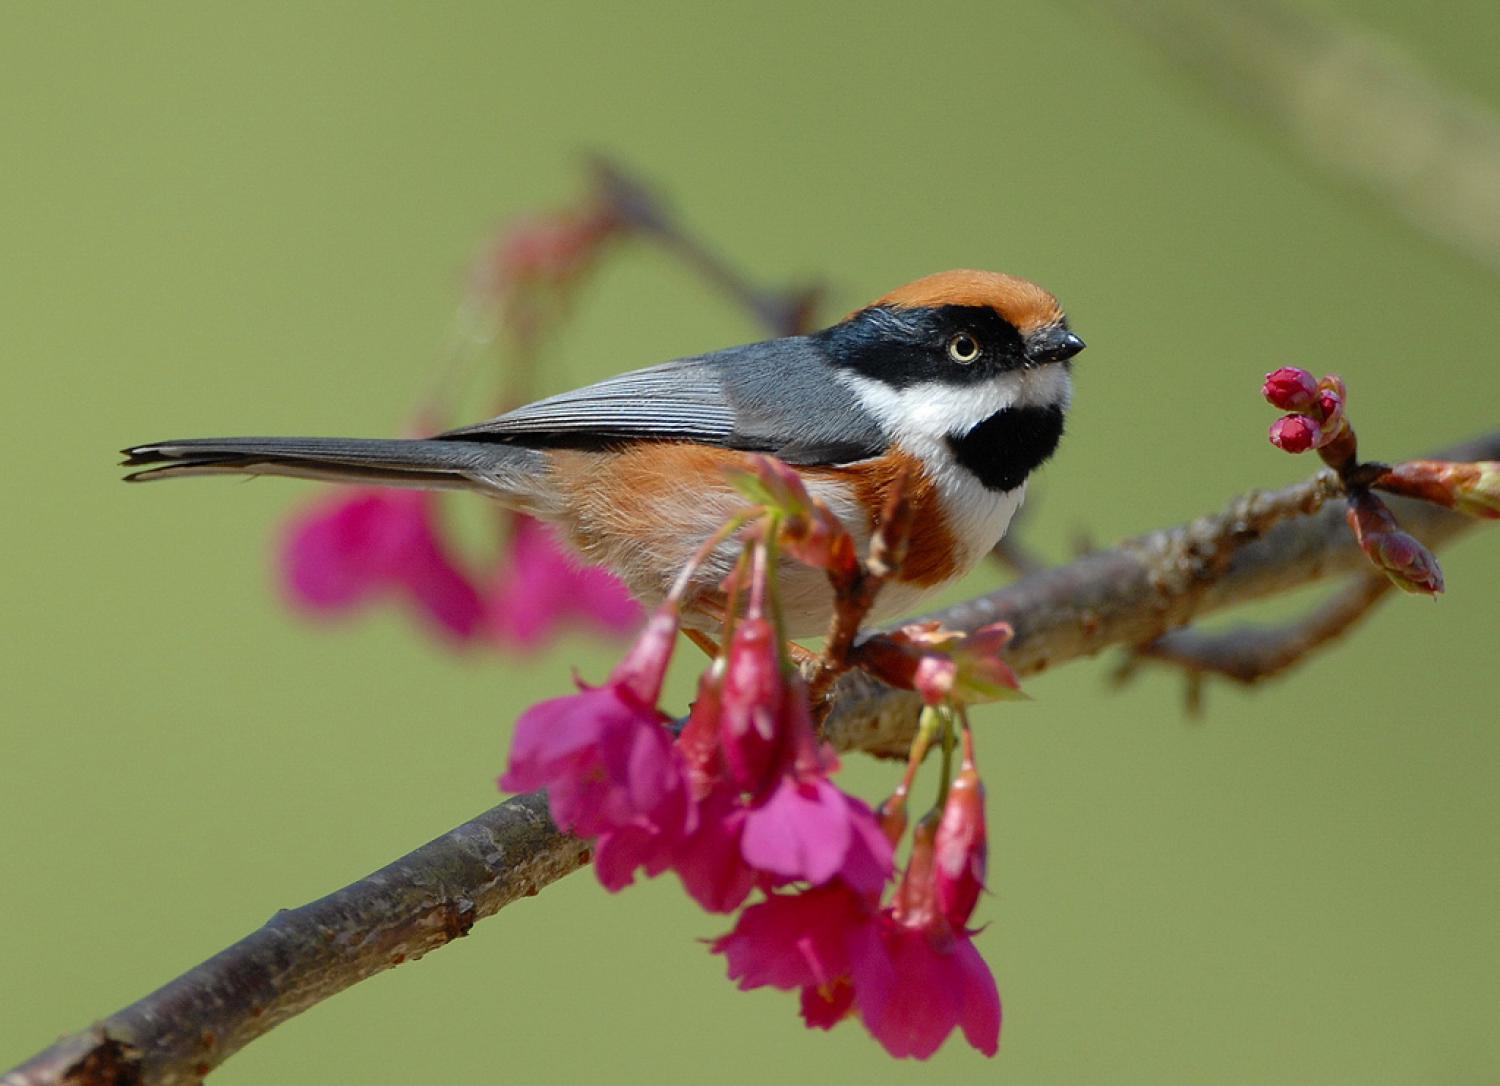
[804,448,960,589]
[546,443,962,619]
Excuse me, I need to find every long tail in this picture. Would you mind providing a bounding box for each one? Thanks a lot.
[121,435,552,509]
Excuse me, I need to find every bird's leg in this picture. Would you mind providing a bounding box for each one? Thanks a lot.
[683,629,720,659]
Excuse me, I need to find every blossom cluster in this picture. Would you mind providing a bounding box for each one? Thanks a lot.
[281,492,639,649]
[498,463,1017,1059]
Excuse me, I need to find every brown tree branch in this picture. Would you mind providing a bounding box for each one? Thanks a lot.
[8,430,1497,1086]
[1111,573,1392,715]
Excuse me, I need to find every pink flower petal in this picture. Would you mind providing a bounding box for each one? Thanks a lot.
[854,925,963,1060]
[489,515,641,650]
[280,489,486,643]
[953,935,1002,1056]
[800,979,855,1030]
[672,787,756,914]
[712,884,868,991]
[741,777,853,886]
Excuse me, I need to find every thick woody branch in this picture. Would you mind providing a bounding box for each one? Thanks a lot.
[8,431,1497,1086]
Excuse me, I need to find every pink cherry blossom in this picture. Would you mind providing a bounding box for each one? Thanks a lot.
[281,488,485,642]
[852,919,1001,1059]
[499,606,688,889]
[671,784,757,914]
[488,514,640,651]
[741,770,893,895]
[713,883,871,994]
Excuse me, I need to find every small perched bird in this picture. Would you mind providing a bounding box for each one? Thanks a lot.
[124,270,1084,635]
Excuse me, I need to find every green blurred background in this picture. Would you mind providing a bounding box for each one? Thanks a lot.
[3,2,1498,1081]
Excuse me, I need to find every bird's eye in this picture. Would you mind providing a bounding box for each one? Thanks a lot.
[947,332,980,364]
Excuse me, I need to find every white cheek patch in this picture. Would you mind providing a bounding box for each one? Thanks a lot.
[835,366,1072,450]
[834,366,1071,567]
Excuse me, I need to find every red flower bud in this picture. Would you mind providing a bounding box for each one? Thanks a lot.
[934,761,987,930]
[1313,389,1346,440]
[893,812,942,933]
[719,616,790,792]
[1268,414,1322,454]
[876,793,909,847]
[1262,367,1319,411]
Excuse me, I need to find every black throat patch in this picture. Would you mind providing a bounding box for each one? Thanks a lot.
[946,404,1065,492]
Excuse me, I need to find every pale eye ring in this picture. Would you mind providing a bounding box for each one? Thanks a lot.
[947,332,981,364]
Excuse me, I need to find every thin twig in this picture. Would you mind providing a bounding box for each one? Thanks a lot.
[1113,573,1392,715]
[589,157,823,336]
[1101,0,1500,275]
[7,430,1497,1086]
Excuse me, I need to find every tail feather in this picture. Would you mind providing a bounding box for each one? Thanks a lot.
[121,436,551,508]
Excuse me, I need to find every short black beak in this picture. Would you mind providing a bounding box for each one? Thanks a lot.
[1026,328,1086,364]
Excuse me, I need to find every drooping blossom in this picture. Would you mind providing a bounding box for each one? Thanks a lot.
[738,683,892,895]
[499,607,687,889]
[713,811,1001,1059]
[853,815,1001,1059]
[280,488,485,643]
[487,514,641,651]
[933,747,988,930]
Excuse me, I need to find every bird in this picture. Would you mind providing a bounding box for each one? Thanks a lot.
[123,269,1085,637]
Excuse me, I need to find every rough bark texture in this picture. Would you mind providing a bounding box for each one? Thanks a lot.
[6,432,1496,1086]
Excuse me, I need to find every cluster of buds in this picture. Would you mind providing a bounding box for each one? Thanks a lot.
[1261,366,1500,595]
[1263,367,1354,469]
[499,459,1015,1058]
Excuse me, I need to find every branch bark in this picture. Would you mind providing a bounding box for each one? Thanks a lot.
[8,431,1496,1086]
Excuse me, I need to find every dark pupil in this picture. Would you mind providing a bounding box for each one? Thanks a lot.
[954,335,975,357]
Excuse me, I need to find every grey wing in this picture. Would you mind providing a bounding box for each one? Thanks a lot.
[437,338,886,466]
[439,354,736,445]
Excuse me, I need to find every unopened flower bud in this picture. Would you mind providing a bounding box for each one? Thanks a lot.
[893,812,942,932]
[1269,414,1322,454]
[611,603,681,706]
[876,793,909,847]
[1346,492,1444,595]
[1314,388,1344,431]
[934,762,987,930]
[1455,462,1500,519]
[719,616,789,792]
[1262,367,1319,411]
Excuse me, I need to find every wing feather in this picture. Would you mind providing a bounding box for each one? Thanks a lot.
[436,338,887,465]
[439,356,735,444]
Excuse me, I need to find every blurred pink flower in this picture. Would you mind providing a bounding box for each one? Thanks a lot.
[488,514,642,651]
[280,488,485,642]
